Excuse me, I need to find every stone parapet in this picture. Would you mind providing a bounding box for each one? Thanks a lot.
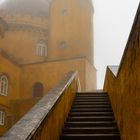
[104,3,140,140]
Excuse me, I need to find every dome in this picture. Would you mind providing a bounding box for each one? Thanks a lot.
[0,0,52,18]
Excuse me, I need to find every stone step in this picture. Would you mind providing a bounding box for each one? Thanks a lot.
[73,102,110,105]
[65,121,116,127]
[69,112,114,117]
[63,127,119,134]
[74,99,110,102]
[76,92,108,95]
[76,94,108,97]
[70,108,113,112]
[61,133,120,140]
[67,116,115,122]
[72,105,112,108]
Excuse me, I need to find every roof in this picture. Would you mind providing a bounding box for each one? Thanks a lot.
[0,0,52,18]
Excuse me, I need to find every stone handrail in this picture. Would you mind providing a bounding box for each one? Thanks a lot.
[1,71,80,140]
[104,3,140,140]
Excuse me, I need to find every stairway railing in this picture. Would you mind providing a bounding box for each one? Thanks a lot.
[1,71,80,140]
[104,3,140,140]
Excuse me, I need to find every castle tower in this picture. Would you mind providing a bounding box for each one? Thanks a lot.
[49,0,94,64]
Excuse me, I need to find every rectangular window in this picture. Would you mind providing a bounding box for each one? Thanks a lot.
[0,111,5,126]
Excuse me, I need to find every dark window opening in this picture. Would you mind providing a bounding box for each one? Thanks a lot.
[33,82,44,98]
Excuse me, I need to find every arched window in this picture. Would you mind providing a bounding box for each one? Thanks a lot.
[36,40,47,57]
[33,82,44,98]
[0,111,5,126]
[0,75,8,96]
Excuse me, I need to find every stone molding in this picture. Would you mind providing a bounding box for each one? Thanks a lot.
[7,22,48,35]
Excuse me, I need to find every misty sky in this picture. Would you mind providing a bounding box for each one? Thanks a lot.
[93,0,139,89]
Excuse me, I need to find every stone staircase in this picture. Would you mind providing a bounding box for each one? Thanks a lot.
[60,92,120,140]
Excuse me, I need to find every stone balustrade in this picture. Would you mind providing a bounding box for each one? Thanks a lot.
[1,71,80,140]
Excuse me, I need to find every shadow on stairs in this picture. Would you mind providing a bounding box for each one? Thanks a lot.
[60,92,121,140]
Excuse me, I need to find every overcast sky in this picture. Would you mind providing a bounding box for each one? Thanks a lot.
[93,0,139,89]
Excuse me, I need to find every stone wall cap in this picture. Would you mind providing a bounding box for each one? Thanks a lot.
[108,65,119,76]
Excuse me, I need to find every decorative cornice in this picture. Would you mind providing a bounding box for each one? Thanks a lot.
[7,22,48,35]
[20,56,87,66]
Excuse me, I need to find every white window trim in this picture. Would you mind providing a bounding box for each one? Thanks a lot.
[0,111,5,126]
[0,75,8,96]
[36,42,47,57]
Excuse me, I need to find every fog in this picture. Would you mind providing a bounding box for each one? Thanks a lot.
[93,0,139,89]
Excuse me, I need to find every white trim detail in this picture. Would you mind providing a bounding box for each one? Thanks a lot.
[0,111,5,126]
[0,75,8,96]
[36,41,47,57]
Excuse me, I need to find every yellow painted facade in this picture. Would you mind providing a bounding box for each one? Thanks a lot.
[0,52,20,135]
[49,0,94,63]
[0,0,96,135]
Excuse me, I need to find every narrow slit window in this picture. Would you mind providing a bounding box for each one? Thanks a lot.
[0,111,5,126]
[0,75,8,96]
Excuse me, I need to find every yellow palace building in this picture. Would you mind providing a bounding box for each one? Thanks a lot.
[0,0,96,135]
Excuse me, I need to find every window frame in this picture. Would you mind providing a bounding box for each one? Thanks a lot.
[36,41,47,57]
[0,111,5,126]
[0,74,8,96]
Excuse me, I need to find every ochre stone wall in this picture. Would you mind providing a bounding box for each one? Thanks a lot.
[0,53,20,135]
[49,0,94,64]
[20,58,86,99]
[6,58,96,127]
[104,5,140,140]
[0,29,48,64]
[0,53,20,100]
[0,0,94,66]
[10,98,40,123]
[85,60,97,90]
[0,12,48,64]
[0,0,96,136]
[1,72,79,140]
